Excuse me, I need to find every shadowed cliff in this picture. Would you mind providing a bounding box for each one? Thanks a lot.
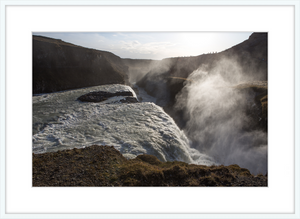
[33,36,129,94]
[137,33,267,105]
[136,33,267,129]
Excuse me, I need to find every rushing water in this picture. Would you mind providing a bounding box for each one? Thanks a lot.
[33,84,214,165]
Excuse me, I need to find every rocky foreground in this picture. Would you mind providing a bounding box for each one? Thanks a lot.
[33,145,267,187]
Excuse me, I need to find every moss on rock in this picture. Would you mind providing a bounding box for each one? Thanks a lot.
[33,145,267,187]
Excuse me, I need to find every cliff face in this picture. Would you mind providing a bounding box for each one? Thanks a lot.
[220,32,267,80]
[136,33,268,129]
[137,33,267,103]
[122,58,160,83]
[33,36,129,94]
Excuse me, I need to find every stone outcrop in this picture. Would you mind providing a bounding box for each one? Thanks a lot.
[116,97,139,103]
[77,91,134,103]
[33,36,129,94]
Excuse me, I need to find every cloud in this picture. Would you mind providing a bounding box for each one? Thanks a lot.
[32,32,252,59]
[120,40,176,55]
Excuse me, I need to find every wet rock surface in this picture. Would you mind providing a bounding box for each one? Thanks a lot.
[116,97,139,103]
[77,91,134,102]
[33,145,267,187]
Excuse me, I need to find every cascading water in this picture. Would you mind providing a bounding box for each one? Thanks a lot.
[33,84,214,166]
[175,63,268,175]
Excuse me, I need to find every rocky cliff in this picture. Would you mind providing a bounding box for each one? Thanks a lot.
[137,32,267,103]
[33,36,129,94]
[122,58,160,83]
[136,32,268,130]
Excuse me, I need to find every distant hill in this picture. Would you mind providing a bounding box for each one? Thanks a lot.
[33,35,129,94]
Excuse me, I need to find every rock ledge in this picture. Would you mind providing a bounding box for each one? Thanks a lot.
[33,145,267,187]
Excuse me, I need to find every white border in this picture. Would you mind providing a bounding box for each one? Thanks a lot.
[1,1,299,219]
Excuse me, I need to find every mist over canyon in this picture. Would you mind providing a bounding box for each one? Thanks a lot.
[33,33,267,175]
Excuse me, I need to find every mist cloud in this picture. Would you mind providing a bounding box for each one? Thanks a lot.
[175,57,268,174]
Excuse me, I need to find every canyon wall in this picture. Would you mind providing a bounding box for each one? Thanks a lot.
[33,36,129,94]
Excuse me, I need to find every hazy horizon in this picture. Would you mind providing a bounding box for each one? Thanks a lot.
[33,32,252,60]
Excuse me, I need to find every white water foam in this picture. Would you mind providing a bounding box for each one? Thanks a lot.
[133,84,157,104]
[33,84,214,165]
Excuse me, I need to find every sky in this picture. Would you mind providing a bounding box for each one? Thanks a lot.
[33,32,252,60]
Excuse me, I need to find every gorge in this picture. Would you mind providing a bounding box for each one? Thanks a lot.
[33,33,268,185]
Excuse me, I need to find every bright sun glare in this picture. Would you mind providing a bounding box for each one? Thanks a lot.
[33,32,252,59]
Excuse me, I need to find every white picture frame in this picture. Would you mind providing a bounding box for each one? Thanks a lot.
[0,1,299,218]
